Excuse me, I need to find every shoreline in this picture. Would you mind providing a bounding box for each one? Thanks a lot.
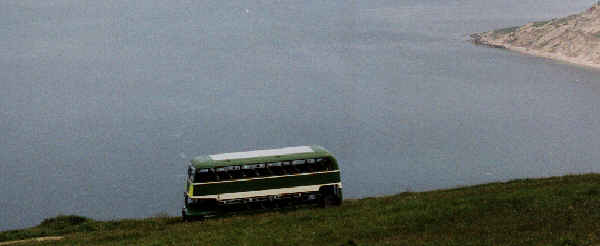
[470,4,600,70]
[471,34,600,70]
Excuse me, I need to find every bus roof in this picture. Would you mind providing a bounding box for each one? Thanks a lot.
[190,145,335,169]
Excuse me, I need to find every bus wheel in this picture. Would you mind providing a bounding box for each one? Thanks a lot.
[320,194,337,208]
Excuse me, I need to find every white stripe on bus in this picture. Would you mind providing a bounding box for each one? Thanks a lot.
[189,182,342,200]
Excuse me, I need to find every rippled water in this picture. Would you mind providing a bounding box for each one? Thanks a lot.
[1,0,599,231]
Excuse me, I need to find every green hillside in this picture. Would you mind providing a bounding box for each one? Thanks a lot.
[2,174,600,245]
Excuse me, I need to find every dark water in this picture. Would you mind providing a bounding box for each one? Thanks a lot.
[1,0,599,231]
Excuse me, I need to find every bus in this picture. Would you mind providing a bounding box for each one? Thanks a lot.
[182,145,342,220]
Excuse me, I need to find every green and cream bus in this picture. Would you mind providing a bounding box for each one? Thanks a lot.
[183,145,342,220]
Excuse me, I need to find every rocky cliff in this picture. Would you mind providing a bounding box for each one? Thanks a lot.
[471,4,600,68]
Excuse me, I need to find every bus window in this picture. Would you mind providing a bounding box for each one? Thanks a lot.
[293,159,308,173]
[209,169,219,182]
[241,165,256,177]
[195,168,218,183]
[282,161,298,174]
[256,163,272,177]
[315,158,327,171]
[268,162,286,175]
[324,158,334,170]
[306,159,316,172]
[228,166,245,179]
[216,167,231,180]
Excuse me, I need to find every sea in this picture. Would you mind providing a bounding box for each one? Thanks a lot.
[1,0,599,231]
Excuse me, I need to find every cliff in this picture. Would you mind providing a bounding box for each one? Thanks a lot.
[471,4,600,69]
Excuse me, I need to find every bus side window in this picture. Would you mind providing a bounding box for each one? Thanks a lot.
[293,159,307,173]
[315,158,327,171]
[306,159,315,172]
[269,162,286,175]
[256,163,271,177]
[195,169,217,183]
[209,169,219,182]
[216,167,230,180]
[242,165,257,177]
[229,166,244,179]
[318,158,332,171]
[324,158,334,170]
[282,161,298,174]
[279,163,287,175]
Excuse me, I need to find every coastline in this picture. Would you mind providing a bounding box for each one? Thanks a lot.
[471,34,600,70]
[470,4,600,70]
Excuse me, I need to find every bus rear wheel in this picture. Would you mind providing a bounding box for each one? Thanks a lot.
[320,194,338,208]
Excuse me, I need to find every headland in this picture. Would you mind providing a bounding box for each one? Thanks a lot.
[472,4,600,69]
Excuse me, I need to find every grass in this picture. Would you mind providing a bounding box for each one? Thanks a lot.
[2,174,600,245]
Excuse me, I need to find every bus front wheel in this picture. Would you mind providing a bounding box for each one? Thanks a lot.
[182,211,187,222]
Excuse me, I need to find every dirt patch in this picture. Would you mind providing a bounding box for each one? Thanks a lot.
[0,236,64,246]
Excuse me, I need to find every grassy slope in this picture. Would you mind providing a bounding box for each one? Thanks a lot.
[2,174,600,246]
